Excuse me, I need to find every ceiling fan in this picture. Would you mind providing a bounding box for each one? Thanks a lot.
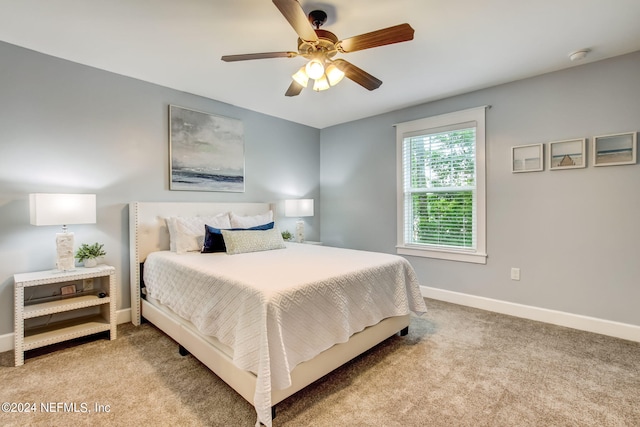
[221,0,415,96]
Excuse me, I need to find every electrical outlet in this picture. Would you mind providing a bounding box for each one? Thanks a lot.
[83,278,94,291]
[510,268,520,281]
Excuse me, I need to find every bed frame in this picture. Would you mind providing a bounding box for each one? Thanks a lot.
[129,201,410,419]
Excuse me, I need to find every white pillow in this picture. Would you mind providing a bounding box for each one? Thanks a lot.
[166,214,231,253]
[222,228,285,255]
[229,210,273,228]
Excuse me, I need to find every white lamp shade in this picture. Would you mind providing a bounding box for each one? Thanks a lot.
[305,59,325,80]
[326,63,345,86]
[312,75,330,92]
[30,193,96,226]
[292,67,309,88]
[285,199,314,217]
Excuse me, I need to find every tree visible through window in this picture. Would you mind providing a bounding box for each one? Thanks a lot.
[396,106,487,264]
[406,128,475,248]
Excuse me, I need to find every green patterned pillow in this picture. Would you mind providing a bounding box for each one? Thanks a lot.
[221,228,286,255]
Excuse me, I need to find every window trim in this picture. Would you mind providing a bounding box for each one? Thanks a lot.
[395,106,488,264]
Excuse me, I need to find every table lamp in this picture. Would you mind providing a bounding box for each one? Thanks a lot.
[285,199,314,243]
[29,193,97,271]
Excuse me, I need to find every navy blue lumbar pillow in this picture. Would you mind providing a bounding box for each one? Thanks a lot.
[201,221,275,253]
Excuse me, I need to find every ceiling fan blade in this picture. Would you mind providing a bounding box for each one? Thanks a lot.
[338,23,415,53]
[272,0,319,42]
[285,80,304,97]
[333,59,382,91]
[221,51,297,62]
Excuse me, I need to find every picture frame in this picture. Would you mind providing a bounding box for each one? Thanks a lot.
[592,132,637,167]
[512,143,544,173]
[548,138,586,170]
[169,105,245,192]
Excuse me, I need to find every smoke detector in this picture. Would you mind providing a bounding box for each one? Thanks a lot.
[569,49,590,61]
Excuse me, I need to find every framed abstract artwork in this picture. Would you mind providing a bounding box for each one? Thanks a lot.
[169,105,245,192]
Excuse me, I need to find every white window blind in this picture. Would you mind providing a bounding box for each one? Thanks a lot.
[403,125,476,248]
[396,107,487,264]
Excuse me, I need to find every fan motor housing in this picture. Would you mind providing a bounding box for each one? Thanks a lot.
[298,29,338,58]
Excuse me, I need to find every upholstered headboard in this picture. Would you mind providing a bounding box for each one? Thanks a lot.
[128,201,274,325]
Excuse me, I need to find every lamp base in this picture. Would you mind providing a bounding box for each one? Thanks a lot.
[56,232,75,271]
[295,219,305,243]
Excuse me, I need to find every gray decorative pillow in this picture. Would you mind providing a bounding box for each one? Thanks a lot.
[221,228,286,255]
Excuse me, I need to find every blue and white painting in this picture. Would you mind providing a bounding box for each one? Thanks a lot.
[170,105,245,192]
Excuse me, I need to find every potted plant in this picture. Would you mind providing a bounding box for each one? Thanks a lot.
[281,230,292,241]
[75,243,106,268]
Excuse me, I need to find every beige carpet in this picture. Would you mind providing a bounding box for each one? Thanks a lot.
[1,298,639,426]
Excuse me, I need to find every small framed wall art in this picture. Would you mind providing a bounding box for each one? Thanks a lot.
[548,138,586,170]
[512,143,544,173]
[592,132,637,167]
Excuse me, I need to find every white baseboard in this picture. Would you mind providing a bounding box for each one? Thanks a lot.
[117,308,131,325]
[421,286,640,343]
[0,308,133,353]
[4,295,637,353]
[0,332,13,354]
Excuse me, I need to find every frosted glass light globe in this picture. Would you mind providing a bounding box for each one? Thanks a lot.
[305,59,325,80]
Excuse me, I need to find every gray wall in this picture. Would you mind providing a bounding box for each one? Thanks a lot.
[320,51,640,327]
[0,42,320,336]
[2,39,639,338]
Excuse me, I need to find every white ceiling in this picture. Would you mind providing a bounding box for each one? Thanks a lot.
[1,0,639,129]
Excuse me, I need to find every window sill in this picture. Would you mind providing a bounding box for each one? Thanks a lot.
[396,245,487,264]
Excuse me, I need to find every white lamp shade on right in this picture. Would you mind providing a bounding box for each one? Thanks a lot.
[285,199,314,217]
[285,199,314,243]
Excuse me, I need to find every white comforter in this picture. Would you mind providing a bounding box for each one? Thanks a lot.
[143,243,426,426]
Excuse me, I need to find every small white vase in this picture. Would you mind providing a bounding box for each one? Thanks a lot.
[83,258,98,268]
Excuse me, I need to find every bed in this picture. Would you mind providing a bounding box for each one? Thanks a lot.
[129,201,426,426]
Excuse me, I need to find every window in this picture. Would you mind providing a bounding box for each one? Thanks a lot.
[396,106,487,264]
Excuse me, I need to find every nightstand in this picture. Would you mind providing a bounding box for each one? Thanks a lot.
[14,265,117,366]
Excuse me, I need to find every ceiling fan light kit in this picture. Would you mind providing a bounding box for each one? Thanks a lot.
[305,58,325,79]
[292,67,310,87]
[325,63,345,86]
[313,75,330,91]
[292,58,345,92]
[221,0,415,97]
